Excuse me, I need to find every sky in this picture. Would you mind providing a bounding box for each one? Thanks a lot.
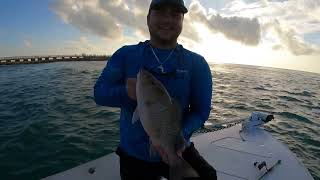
[0,0,319,74]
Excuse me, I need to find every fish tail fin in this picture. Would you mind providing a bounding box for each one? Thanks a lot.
[169,155,199,180]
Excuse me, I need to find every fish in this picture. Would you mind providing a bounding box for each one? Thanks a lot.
[132,68,199,180]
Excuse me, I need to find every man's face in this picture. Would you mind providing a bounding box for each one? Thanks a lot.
[147,6,184,44]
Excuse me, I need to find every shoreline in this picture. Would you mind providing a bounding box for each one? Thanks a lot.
[0,55,110,65]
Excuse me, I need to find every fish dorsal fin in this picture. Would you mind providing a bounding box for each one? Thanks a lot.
[132,108,140,124]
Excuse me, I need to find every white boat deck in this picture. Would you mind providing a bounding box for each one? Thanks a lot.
[42,124,314,180]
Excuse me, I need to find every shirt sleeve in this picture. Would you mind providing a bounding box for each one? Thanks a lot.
[94,46,131,108]
[182,56,213,140]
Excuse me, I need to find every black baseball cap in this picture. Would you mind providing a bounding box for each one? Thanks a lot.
[149,0,188,14]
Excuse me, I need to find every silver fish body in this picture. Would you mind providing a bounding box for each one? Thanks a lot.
[132,68,198,180]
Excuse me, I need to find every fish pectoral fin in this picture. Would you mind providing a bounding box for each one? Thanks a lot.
[132,108,140,124]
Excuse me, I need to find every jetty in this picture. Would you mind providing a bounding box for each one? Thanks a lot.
[0,55,109,65]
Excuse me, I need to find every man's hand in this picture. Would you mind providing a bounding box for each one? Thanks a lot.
[176,139,186,158]
[127,78,137,100]
[176,145,186,158]
[152,140,186,164]
[153,145,169,164]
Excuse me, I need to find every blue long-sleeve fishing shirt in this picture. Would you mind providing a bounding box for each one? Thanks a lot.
[94,40,212,162]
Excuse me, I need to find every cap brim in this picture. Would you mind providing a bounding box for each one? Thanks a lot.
[151,3,188,13]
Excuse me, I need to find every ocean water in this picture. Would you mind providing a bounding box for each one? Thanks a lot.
[0,61,319,180]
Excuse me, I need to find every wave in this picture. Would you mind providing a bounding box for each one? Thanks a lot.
[255,103,275,110]
[282,90,314,97]
[278,95,303,102]
[253,86,268,91]
[276,112,313,124]
[225,103,254,111]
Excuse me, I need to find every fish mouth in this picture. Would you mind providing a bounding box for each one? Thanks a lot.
[139,67,148,73]
[139,67,153,76]
[138,68,158,84]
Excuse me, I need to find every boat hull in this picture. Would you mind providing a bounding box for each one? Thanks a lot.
[42,124,314,180]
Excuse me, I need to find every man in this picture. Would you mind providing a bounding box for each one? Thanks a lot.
[94,0,216,179]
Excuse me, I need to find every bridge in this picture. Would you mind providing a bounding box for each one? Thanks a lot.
[0,55,110,65]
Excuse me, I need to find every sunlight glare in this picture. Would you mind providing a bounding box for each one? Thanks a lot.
[192,23,274,66]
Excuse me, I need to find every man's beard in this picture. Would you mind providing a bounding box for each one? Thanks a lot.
[150,30,180,46]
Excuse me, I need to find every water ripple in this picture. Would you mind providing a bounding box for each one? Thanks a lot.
[278,95,303,102]
[276,111,314,124]
[0,62,319,180]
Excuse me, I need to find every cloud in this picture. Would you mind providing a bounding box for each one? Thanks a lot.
[98,0,149,36]
[267,20,316,55]
[272,44,283,51]
[187,1,261,46]
[51,0,122,39]
[50,0,319,56]
[221,0,320,55]
[208,15,261,45]
[24,40,32,48]
[261,0,320,34]
[50,0,151,40]
[51,0,262,46]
